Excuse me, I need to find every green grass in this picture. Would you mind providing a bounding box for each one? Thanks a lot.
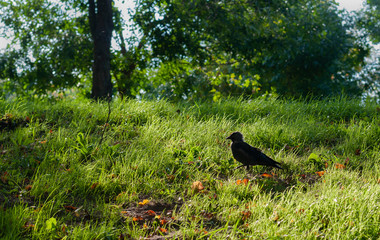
[0,95,379,239]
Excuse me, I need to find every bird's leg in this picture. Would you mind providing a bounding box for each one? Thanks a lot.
[233,165,246,170]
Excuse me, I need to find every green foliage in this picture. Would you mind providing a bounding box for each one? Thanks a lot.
[133,0,370,97]
[0,0,375,100]
[0,0,92,96]
[360,0,380,43]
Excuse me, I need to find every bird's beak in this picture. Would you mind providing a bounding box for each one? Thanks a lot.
[226,135,231,140]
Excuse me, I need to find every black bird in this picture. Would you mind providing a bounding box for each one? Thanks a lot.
[226,132,282,170]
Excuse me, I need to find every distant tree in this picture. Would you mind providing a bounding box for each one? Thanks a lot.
[0,0,114,100]
[133,0,370,97]
[361,0,380,43]
[0,0,93,96]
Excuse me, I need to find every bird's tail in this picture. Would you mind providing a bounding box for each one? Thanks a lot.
[274,163,283,169]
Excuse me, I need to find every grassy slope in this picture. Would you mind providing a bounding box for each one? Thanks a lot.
[0,96,379,239]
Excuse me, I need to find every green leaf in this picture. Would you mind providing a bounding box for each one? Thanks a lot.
[46,217,57,231]
[308,153,320,162]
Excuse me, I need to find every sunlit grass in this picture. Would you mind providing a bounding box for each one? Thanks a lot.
[0,96,379,239]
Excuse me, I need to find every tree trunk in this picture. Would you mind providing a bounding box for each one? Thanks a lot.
[89,0,113,100]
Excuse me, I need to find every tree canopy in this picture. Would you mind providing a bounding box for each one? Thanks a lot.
[0,0,377,100]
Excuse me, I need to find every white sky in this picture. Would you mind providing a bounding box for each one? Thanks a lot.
[336,0,365,11]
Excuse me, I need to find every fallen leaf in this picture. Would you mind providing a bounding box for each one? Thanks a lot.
[160,219,168,225]
[40,140,47,144]
[25,185,33,191]
[335,163,345,169]
[23,224,35,229]
[272,211,279,221]
[324,162,328,168]
[1,171,9,183]
[132,216,143,221]
[191,181,204,193]
[159,227,167,233]
[241,210,251,221]
[355,149,361,155]
[64,206,77,212]
[296,209,305,214]
[146,210,156,216]
[138,199,149,206]
[261,173,272,178]
[90,182,99,189]
[316,171,325,177]
[167,174,175,182]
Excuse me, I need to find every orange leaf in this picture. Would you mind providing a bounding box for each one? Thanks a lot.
[241,210,251,220]
[64,205,77,212]
[355,149,361,155]
[191,181,204,193]
[167,174,175,182]
[23,224,35,229]
[261,173,272,178]
[90,182,99,189]
[146,210,156,216]
[335,163,345,169]
[120,211,128,214]
[272,211,279,221]
[143,224,148,228]
[236,179,242,185]
[160,219,168,225]
[296,209,305,214]
[242,178,249,185]
[159,227,167,233]
[316,171,325,177]
[132,216,143,221]
[39,140,47,144]
[1,171,9,183]
[25,185,32,191]
[138,199,150,206]
[324,162,328,168]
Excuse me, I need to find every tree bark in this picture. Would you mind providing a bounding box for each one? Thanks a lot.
[89,0,113,100]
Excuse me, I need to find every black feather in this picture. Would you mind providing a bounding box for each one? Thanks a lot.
[226,132,282,170]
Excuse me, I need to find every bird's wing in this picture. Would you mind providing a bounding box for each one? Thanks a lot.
[234,142,281,167]
[233,142,261,163]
